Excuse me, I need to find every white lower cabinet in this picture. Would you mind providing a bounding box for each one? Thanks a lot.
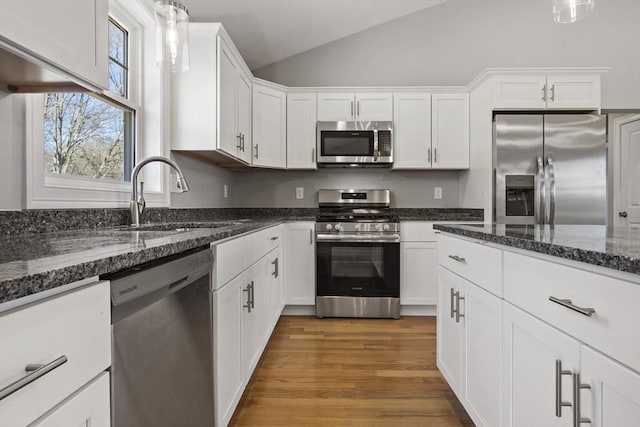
[31,372,110,427]
[401,242,437,305]
[212,225,285,427]
[437,265,502,427]
[284,222,315,305]
[502,302,580,427]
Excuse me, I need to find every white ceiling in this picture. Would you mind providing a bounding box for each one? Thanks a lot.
[169,0,448,70]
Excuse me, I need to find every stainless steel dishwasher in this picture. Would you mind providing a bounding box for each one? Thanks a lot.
[105,246,214,427]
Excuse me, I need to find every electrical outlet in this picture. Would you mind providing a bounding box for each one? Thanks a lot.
[296,187,304,199]
[223,184,228,199]
[434,187,443,200]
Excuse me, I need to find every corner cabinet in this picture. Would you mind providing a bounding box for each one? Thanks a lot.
[171,24,252,165]
[0,0,109,90]
[317,92,393,121]
[493,73,601,110]
[287,92,317,169]
[252,82,286,168]
[393,92,469,170]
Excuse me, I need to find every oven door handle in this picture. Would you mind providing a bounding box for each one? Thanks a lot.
[315,234,400,243]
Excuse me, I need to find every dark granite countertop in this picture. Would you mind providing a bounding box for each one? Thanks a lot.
[433,224,640,276]
[0,218,298,306]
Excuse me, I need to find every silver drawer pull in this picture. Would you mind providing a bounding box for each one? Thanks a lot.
[270,236,279,241]
[448,255,466,263]
[0,355,68,401]
[549,297,595,317]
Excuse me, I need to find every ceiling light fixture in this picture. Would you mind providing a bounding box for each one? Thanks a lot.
[154,0,190,72]
[553,0,595,24]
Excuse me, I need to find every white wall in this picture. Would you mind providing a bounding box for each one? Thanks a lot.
[0,91,25,210]
[254,0,640,109]
[231,168,459,208]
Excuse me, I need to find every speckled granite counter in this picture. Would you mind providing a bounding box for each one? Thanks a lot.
[433,224,640,276]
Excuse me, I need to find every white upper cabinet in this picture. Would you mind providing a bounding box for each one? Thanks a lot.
[171,24,253,165]
[493,73,601,110]
[393,92,469,170]
[0,0,109,90]
[431,93,470,169]
[252,83,286,168]
[287,92,318,169]
[392,93,432,169]
[317,92,393,121]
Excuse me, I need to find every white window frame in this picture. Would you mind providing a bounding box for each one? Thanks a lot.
[25,0,170,209]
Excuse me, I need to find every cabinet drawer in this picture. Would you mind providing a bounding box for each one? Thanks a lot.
[0,281,110,427]
[214,237,246,289]
[401,222,437,242]
[504,251,640,373]
[437,234,502,296]
[246,225,283,266]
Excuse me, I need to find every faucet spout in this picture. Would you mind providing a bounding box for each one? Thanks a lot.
[130,156,190,226]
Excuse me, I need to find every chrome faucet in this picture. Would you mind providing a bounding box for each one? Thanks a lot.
[130,156,190,226]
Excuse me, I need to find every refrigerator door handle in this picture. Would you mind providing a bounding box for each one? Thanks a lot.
[547,156,556,225]
[537,155,546,225]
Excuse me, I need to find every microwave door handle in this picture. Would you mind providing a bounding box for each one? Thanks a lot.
[373,128,379,162]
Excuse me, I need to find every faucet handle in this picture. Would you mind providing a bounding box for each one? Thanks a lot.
[137,181,146,216]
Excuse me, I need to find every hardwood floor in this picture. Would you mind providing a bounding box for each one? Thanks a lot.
[230,316,474,426]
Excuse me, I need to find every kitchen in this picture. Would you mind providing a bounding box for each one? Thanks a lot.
[1,0,640,426]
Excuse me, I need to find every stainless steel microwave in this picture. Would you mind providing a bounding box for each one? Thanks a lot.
[316,121,393,166]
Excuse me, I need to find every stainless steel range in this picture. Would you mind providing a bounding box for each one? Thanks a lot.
[315,189,400,319]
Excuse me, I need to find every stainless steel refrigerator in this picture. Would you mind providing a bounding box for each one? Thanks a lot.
[494,114,607,225]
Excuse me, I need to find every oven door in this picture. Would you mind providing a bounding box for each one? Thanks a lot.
[316,239,400,298]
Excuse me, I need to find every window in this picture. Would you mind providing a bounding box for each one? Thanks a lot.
[42,18,134,184]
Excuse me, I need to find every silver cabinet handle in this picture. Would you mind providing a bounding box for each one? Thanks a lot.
[555,360,573,417]
[434,148,438,163]
[254,144,259,159]
[550,84,556,102]
[250,281,255,309]
[243,284,252,312]
[312,148,315,163]
[547,157,556,225]
[542,84,547,101]
[448,255,466,263]
[272,258,279,278]
[450,288,456,319]
[427,148,432,163]
[455,292,465,323]
[236,134,242,150]
[270,236,279,241]
[0,355,68,401]
[619,211,628,218]
[350,100,354,119]
[309,229,313,245]
[240,133,245,152]
[572,373,591,426]
[549,297,595,317]
[357,100,360,117]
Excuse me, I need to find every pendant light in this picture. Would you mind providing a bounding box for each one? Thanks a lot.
[154,0,190,72]
[553,0,595,23]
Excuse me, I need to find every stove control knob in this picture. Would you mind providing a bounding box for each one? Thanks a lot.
[355,223,362,231]
[383,224,390,231]
[374,224,382,231]
[325,224,333,231]
[335,224,343,231]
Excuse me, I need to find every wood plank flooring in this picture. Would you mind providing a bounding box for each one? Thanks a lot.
[230,316,474,426]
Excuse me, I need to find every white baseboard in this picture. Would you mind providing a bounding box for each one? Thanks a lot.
[281,305,436,317]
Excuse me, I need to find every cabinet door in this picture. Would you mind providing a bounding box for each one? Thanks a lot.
[0,0,109,89]
[252,84,286,168]
[431,93,470,169]
[257,255,273,347]
[213,273,245,427]
[31,372,110,427]
[287,92,318,169]
[493,74,547,110]
[462,279,502,427]
[502,302,580,427]
[437,266,463,395]
[400,241,437,305]
[581,346,640,427]
[242,261,262,379]
[317,92,355,121]
[284,222,316,305]
[269,248,283,327]
[236,70,253,164]
[392,92,432,169]
[355,92,393,121]
[546,74,601,110]
[217,38,239,158]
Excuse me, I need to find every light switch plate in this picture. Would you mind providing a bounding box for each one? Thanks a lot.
[434,187,443,200]
[296,187,304,199]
